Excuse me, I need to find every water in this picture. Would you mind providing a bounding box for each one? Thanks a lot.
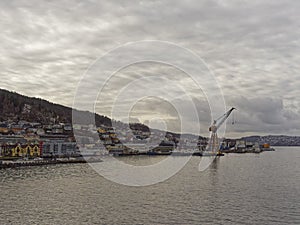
[0,147,299,224]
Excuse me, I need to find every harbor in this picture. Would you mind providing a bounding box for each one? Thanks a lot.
[0,142,275,169]
[1,147,298,225]
[0,157,103,169]
[0,107,276,169]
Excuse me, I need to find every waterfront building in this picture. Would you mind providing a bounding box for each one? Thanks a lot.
[40,141,79,157]
[0,143,41,157]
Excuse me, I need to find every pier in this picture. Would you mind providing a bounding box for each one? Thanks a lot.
[0,157,102,169]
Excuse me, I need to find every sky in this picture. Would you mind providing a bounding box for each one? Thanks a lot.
[0,0,299,137]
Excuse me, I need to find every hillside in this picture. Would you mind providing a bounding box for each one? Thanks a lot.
[1,88,299,146]
[242,135,300,146]
[0,89,111,126]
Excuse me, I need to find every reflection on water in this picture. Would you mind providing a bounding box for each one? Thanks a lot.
[210,157,220,170]
[0,147,299,224]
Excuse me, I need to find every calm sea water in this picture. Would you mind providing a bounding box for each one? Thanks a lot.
[0,147,299,225]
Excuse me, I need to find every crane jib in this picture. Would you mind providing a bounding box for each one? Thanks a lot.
[209,107,236,131]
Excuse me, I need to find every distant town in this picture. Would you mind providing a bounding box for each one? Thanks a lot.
[0,114,297,160]
[0,88,298,166]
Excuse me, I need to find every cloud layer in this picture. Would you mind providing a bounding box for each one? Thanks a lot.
[0,0,299,136]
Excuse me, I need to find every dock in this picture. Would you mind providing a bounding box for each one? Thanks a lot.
[0,157,102,169]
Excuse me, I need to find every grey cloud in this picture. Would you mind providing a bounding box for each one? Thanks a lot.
[227,96,300,135]
[0,0,299,136]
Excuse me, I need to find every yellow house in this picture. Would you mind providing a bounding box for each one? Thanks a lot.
[24,145,32,156]
[98,128,106,134]
[11,144,40,157]
[109,133,116,138]
[11,145,23,157]
[31,145,40,157]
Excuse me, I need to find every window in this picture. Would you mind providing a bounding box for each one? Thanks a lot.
[61,144,67,154]
[54,144,59,154]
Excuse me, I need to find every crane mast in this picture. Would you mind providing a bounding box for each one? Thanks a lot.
[207,107,236,155]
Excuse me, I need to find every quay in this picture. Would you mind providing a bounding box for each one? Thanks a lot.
[0,157,102,169]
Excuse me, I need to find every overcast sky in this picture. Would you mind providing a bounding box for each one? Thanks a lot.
[0,0,299,137]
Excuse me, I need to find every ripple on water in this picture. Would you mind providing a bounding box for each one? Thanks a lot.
[0,147,299,224]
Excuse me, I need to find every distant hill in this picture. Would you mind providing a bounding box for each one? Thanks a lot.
[2,89,299,146]
[242,135,300,146]
[0,89,111,126]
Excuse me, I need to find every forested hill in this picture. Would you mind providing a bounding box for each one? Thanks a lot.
[0,89,111,126]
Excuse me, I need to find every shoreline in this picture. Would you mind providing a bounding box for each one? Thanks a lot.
[0,157,102,169]
[0,148,276,169]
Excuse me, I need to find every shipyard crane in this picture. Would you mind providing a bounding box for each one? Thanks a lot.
[206,107,236,155]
